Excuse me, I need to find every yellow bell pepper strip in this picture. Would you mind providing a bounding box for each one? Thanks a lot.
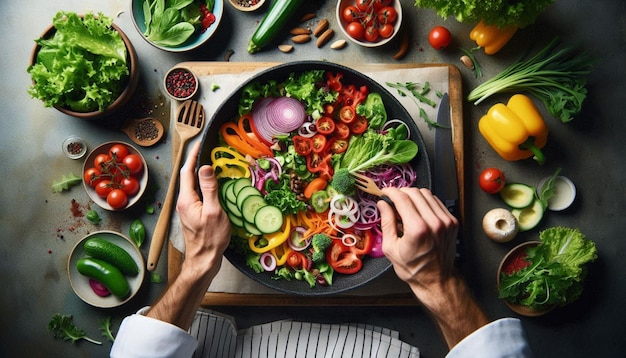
[210,146,251,179]
[248,214,292,253]
[470,20,518,55]
[271,241,293,266]
[479,94,549,165]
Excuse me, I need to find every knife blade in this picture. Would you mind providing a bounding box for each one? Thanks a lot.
[433,93,463,261]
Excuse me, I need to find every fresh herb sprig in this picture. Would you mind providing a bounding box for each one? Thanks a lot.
[99,316,115,342]
[48,314,102,345]
[468,37,594,123]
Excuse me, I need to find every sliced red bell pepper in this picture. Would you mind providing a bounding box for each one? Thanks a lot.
[306,153,333,181]
[326,240,363,274]
[293,135,313,156]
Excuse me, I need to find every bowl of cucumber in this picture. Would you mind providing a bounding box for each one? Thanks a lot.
[67,231,145,308]
[199,61,431,296]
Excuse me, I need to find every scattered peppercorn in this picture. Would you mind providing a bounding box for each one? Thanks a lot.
[66,141,83,155]
[134,119,160,141]
[234,0,260,8]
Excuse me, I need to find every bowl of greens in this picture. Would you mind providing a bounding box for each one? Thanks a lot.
[131,0,223,52]
[497,227,598,316]
[199,61,431,295]
[28,12,139,120]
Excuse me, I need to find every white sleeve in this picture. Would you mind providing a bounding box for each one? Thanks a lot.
[110,307,198,358]
[446,318,534,358]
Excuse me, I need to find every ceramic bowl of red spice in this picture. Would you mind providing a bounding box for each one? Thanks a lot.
[164,67,199,101]
[497,241,555,317]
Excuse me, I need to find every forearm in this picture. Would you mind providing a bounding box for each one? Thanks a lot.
[409,275,490,349]
[147,256,221,330]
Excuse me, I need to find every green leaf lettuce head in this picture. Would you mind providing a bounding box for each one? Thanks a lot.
[414,0,555,28]
[27,11,129,112]
[498,227,598,311]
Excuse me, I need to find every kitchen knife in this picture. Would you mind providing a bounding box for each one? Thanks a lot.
[433,93,463,261]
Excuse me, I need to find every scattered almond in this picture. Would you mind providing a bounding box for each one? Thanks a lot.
[291,34,311,44]
[313,19,329,37]
[290,27,312,36]
[316,29,334,48]
[278,44,294,53]
[330,39,347,50]
[299,13,316,23]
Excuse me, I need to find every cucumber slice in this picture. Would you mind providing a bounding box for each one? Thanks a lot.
[225,180,238,204]
[500,183,536,209]
[227,210,244,228]
[220,179,235,204]
[232,177,253,195]
[242,196,268,224]
[244,220,263,236]
[254,205,284,234]
[511,199,544,231]
[236,186,263,210]
[226,198,242,218]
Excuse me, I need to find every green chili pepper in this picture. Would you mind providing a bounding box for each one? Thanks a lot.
[86,210,101,224]
[129,219,145,248]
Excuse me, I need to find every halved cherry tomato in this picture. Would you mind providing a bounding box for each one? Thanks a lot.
[334,122,351,139]
[328,138,348,154]
[339,106,356,124]
[316,117,336,135]
[350,116,368,134]
[293,135,312,156]
[311,134,327,153]
[326,240,363,274]
[286,251,310,270]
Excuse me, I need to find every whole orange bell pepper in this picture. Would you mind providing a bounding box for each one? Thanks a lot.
[478,94,548,165]
[470,20,518,55]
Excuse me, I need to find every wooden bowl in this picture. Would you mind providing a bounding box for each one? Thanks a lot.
[229,0,265,12]
[497,241,555,316]
[29,19,139,120]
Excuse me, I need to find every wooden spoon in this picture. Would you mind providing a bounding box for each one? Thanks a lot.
[121,117,164,147]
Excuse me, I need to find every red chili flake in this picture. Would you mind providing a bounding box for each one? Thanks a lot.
[503,249,531,275]
[48,250,52,254]
[70,199,83,218]
[165,69,197,99]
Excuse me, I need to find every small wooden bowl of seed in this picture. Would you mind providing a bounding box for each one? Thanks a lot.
[164,67,199,101]
[229,0,265,12]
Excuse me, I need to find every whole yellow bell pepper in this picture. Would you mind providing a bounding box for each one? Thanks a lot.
[470,20,518,55]
[479,94,548,164]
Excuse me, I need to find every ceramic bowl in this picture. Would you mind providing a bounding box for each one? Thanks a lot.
[29,19,139,120]
[67,231,145,308]
[62,136,87,160]
[164,67,199,101]
[336,0,403,48]
[537,175,576,211]
[82,141,148,211]
[228,0,265,12]
[497,241,555,316]
[130,0,224,52]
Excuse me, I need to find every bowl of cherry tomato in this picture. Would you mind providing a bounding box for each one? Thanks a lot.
[336,0,402,47]
[83,142,148,211]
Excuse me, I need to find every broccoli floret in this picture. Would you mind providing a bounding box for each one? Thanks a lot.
[329,168,356,195]
[311,233,333,264]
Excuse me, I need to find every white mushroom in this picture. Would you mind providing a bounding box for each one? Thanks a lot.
[482,208,519,242]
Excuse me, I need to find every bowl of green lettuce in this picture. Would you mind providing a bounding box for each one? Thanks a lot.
[28,12,139,120]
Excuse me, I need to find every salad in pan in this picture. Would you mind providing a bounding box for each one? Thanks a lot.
[210,68,421,289]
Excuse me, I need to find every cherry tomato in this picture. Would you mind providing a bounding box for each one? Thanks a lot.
[479,167,506,194]
[84,167,101,187]
[378,23,394,39]
[346,21,364,40]
[107,189,128,209]
[93,153,110,169]
[355,0,372,12]
[364,24,379,42]
[428,26,452,50]
[109,144,130,161]
[311,134,327,153]
[122,154,144,175]
[293,135,312,156]
[95,180,113,198]
[377,6,397,24]
[316,116,336,135]
[338,106,356,124]
[342,5,360,23]
[329,138,348,154]
[120,177,140,196]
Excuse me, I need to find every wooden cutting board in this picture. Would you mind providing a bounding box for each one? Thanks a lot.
[167,62,465,306]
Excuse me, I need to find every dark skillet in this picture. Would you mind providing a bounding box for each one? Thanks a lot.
[198,61,431,296]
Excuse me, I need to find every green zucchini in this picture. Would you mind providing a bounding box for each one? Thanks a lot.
[76,258,130,298]
[248,0,305,54]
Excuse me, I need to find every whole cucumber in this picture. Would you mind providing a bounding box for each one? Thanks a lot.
[247,0,305,54]
[76,258,130,298]
[83,237,139,276]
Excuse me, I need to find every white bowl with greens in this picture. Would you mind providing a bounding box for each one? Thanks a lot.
[131,0,223,52]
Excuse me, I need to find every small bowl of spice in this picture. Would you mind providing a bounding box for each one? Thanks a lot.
[229,0,265,12]
[63,136,87,159]
[164,67,199,101]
